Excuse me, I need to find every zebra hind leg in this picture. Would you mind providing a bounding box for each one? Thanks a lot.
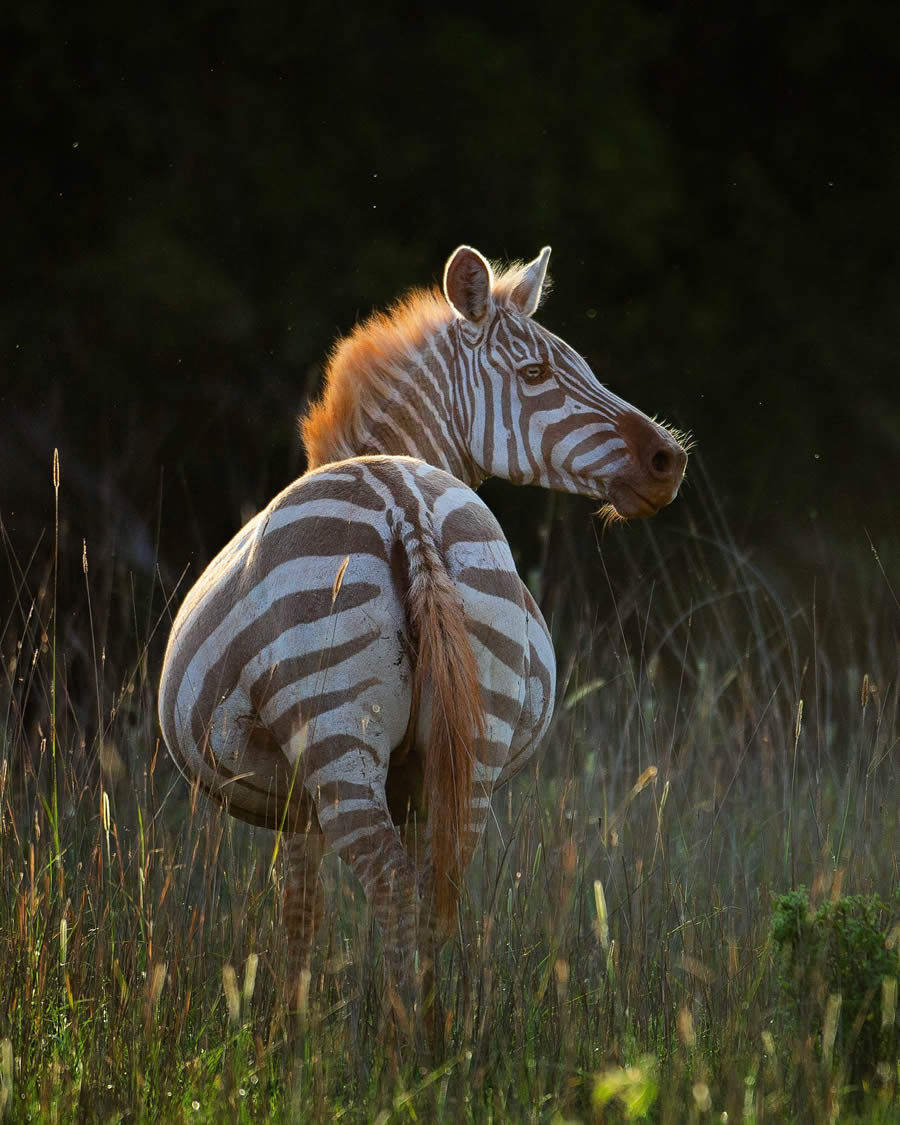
[311,781,424,1033]
[397,811,444,1046]
[282,828,325,1021]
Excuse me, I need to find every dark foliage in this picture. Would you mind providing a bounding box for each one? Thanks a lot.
[2,0,898,602]
[771,887,899,1100]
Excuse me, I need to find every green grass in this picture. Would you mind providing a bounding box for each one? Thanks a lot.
[0,463,897,1122]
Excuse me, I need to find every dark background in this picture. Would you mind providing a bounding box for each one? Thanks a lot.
[2,1,898,637]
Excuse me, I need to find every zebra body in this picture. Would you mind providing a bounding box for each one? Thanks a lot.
[158,244,687,1009]
[159,454,552,833]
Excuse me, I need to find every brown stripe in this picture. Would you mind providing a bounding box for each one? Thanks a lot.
[313,779,374,807]
[164,512,390,730]
[427,328,456,380]
[251,515,389,576]
[481,377,495,472]
[403,363,451,444]
[440,503,507,549]
[482,686,524,727]
[366,456,434,518]
[161,560,247,739]
[317,807,387,838]
[278,472,386,512]
[559,430,618,470]
[477,735,513,771]
[248,628,382,714]
[304,732,383,779]
[455,565,523,606]
[468,619,524,674]
[365,397,443,466]
[541,412,613,455]
[267,675,382,746]
[528,638,553,702]
[188,581,382,749]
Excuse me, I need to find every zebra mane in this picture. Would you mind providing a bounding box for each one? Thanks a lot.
[300,259,545,470]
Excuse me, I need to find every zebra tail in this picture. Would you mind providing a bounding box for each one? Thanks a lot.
[404,527,485,928]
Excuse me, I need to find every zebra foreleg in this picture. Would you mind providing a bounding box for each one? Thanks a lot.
[282,828,325,1018]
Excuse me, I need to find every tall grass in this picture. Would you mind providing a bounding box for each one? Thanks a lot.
[0,458,897,1122]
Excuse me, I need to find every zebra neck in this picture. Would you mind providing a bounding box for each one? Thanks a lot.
[352,382,478,484]
[319,329,481,485]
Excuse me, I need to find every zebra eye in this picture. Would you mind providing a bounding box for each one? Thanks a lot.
[519,362,547,382]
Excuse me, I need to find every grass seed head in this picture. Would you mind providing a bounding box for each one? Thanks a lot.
[222,963,240,1024]
[243,953,259,1006]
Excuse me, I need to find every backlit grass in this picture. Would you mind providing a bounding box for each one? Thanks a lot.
[0,460,896,1122]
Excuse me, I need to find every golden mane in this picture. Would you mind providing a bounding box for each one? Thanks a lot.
[300,286,449,469]
[299,259,548,470]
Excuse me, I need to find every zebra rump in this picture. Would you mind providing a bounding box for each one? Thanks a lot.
[158,454,531,926]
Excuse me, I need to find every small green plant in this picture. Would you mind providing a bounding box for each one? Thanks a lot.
[593,1055,658,1119]
[770,887,899,1100]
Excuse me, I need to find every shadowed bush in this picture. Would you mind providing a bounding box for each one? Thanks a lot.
[771,887,899,1106]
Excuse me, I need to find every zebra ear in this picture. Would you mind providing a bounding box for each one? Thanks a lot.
[509,246,551,317]
[443,246,495,324]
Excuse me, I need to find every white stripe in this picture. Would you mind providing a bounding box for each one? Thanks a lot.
[174,554,391,728]
[569,437,629,474]
[327,824,384,854]
[307,750,383,790]
[317,797,383,824]
[264,497,385,534]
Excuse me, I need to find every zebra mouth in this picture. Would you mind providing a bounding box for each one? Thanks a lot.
[603,484,666,520]
[626,488,662,516]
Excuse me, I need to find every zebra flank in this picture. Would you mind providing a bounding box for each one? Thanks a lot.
[158,244,689,1014]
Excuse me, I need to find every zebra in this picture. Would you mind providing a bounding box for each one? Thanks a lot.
[158,244,688,1017]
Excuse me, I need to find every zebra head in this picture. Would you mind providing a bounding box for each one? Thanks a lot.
[443,245,688,519]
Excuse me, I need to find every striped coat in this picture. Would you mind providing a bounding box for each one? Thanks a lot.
[158,245,687,1011]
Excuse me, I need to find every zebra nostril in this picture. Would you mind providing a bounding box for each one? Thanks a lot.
[651,448,672,477]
